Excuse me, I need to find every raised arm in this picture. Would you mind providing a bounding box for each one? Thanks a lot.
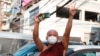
[33,15,46,51]
[62,4,76,50]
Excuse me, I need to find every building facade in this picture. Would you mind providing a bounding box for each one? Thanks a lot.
[0,0,14,31]
[22,0,100,43]
[1,0,100,43]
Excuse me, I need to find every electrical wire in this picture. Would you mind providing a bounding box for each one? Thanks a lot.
[39,0,61,12]
[39,0,51,10]
[50,0,72,16]
[46,0,64,13]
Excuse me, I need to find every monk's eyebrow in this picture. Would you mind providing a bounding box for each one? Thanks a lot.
[47,34,52,36]
[48,33,57,36]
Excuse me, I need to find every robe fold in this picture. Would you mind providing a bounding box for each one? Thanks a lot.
[40,42,64,56]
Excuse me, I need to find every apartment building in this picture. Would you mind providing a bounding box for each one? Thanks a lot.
[0,0,13,31]
[0,0,23,32]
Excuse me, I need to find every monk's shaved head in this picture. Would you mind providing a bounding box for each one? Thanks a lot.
[47,29,58,37]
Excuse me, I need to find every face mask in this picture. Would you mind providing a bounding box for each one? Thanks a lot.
[47,36,57,44]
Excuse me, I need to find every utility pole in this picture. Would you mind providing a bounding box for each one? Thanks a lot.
[0,0,2,31]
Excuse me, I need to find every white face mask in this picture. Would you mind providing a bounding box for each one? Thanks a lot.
[47,36,57,44]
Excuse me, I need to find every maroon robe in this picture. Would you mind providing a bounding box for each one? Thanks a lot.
[40,42,64,56]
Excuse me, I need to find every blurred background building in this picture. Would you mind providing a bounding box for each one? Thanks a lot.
[0,0,100,44]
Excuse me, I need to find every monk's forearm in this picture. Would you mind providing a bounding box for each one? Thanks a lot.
[33,22,40,39]
[64,16,73,36]
[33,22,45,51]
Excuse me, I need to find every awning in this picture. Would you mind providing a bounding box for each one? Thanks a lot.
[22,0,32,7]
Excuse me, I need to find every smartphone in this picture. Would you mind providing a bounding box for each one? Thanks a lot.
[38,13,50,21]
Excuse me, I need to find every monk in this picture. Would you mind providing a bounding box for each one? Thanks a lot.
[33,4,76,56]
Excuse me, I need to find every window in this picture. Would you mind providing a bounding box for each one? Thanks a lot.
[29,7,39,25]
[85,11,98,22]
[56,6,80,20]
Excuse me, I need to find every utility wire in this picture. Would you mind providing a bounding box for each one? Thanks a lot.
[39,0,52,10]
[46,0,64,13]
[50,0,72,16]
